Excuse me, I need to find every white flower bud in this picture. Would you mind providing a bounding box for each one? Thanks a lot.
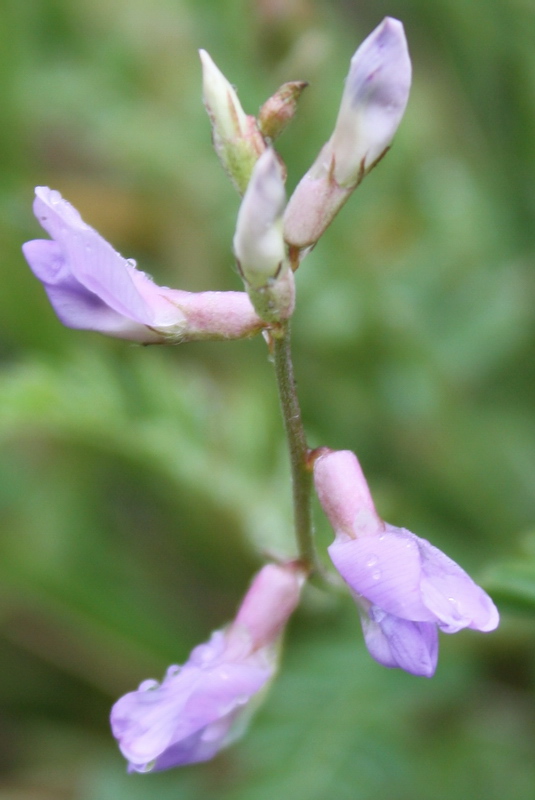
[234,149,286,289]
[284,18,412,250]
[233,150,295,322]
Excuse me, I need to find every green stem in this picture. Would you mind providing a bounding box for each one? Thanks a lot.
[272,325,317,572]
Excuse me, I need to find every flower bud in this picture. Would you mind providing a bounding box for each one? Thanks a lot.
[284,17,411,250]
[258,81,308,141]
[233,149,295,322]
[200,49,266,194]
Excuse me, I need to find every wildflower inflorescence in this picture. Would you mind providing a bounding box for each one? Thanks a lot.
[22,17,498,772]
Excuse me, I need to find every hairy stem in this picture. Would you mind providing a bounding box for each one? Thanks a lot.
[272,325,318,572]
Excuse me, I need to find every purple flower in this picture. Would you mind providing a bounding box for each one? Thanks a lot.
[314,450,499,677]
[22,187,264,343]
[111,563,304,772]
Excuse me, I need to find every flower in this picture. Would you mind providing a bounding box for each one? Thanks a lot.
[111,563,304,772]
[313,450,499,677]
[22,187,264,344]
[284,17,412,250]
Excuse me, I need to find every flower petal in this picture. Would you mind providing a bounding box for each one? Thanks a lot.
[111,656,270,770]
[32,188,159,324]
[330,17,412,184]
[329,527,435,621]
[22,239,161,340]
[417,538,500,633]
[361,605,438,677]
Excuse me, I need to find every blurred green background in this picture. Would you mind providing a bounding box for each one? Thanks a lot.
[2,0,535,797]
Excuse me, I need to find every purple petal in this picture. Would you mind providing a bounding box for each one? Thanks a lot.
[346,18,411,113]
[329,527,435,622]
[23,239,158,340]
[331,17,412,182]
[361,605,438,677]
[32,188,156,324]
[111,631,271,771]
[417,538,500,633]
[111,669,201,767]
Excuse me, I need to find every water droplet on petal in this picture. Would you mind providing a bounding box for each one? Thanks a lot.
[165,665,181,679]
[126,258,137,269]
[236,695,249,706]
[366,555,378,568]
[138,679,159,692]
[49,190,62,205]
[448,597,461,608]
[140,760,156,773]
[371,570,382,581]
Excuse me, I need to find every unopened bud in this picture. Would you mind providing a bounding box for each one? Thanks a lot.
[200,50,267,194]
[258,81,308,141]
[284,18,411,250]
[234,149,286,288]
[233,149,295,322]
[330,17,411,185]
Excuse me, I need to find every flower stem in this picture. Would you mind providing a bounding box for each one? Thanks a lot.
[272,324,318,572]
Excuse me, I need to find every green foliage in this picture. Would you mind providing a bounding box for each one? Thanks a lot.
[1,0,535,797]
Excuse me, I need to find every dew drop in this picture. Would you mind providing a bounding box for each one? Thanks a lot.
[140,760,156,773]
[165,665,181,679]
[236,695,248,706]
[49,189,62,205]
[126,258,137,269]
[138,679,159,692]
[371,570,382,581]
[366,555,378,568]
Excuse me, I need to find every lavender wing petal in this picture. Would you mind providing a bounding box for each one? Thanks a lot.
[329,529,434,622]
